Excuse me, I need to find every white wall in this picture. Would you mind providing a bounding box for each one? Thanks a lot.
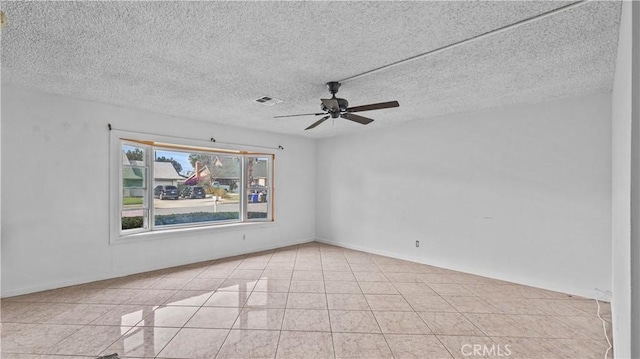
[316,92,612,299]
[611,2,634,358]
[0,87,316,297]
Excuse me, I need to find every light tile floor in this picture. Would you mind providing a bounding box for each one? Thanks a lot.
[1,242,612,359]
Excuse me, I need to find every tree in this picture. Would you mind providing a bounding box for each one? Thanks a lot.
[125,148,144,161]
[156,156,183,175]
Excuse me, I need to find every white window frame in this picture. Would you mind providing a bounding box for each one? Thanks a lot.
[109,130,275,244]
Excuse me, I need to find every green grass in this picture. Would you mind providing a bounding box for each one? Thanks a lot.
[123,197,143,205]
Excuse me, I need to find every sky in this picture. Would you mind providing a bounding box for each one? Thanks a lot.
[155,150,194,175]
[123,144,194,175]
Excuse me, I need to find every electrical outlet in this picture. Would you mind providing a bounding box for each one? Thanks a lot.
[415,240,420,247]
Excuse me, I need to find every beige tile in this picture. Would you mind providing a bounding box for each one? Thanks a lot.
[463,313,531,337]
[292,270,324,281]
[289,280,325,293]
[4,287,96,304]
[228,269,264,280]
[143,305,199,327]
[147,277,193,290]
[443,296,501,314]
[260,270,294,280]
[216,329,280,359]
[332,333,393,359]
[358,282,399,295]
[294,262,323,271]
[393,282,437,296]
[373,311,431,334]
[156,328,229,358]
[238,261,269,270]
[437,335,498,359]
[329,310,381,333]
[282,309,330,331]
[349,263,380,272]
[364,295,412,311]
[1,323,82,354]
[79,289,140,305]
[203,291,249,307]
[427,283,474,296]
[185,307,240,328]
[197,268,234,279]
[217,278,258,292]
[418,312,484,336]
[327,293,370,310]
[548,338,612,359]
[233,308,285,330]
[385,334,453,359]
[89,304,155,326]
[384,272,424,283]
[181,278,224,291]
[245,292,289,309]
[276,331,334,359]
[286,292,327,309]
[515,315,587,339]
[530,298,590,316]
[44,304,114,325]
[322,262,353,272]
[103,326,180,358]
[557,315,610,340]
[163,290,214,306]
[324,271,357,282]
[325,281,362,294]
[51,325,129,356]
[253,279,291,292]
[496,337,570,359]
[354,272,389,282]
[124,289,177,306]
[483,297,547,315]
[403,294,457,312]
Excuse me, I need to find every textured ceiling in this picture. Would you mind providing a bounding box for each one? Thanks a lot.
[1,1,621,139]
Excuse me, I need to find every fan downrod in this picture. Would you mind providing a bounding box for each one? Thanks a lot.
[326,81,341,95]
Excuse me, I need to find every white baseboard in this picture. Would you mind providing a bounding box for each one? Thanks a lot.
[1,237,315,298]
[315,237,608,301]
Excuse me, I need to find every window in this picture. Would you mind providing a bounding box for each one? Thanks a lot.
[113,135,274,240]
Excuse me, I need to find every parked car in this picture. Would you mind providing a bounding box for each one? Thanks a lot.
[179,187,192,198]
[212,181,230,192]
[189,186,206,199]
[179,186,206,199]
[154,185,179,200]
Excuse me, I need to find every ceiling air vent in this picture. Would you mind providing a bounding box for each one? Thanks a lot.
[254,96,283,106]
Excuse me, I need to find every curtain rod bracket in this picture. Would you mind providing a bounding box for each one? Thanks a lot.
[108,123,112,131]
[210,137,216,143]
[278,145,284,150]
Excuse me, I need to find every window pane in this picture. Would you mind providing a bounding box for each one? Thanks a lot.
[122,144,145,166]
[246,157,269,188]
[247,188,269,219]
[153,150,241,227]
[122,209,147,231]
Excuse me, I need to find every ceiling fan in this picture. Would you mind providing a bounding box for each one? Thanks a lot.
[274,82,400,130]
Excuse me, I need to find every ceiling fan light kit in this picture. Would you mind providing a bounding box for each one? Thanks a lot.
[274,81,400,130]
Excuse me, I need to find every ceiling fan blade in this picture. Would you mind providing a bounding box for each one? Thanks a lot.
[305,116,330,130]
[321,98,340,111]
[274,112,326,118]
[346,101,399,113]
[341,113,374,125]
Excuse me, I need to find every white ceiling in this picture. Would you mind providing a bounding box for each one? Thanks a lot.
[1,1,621,139]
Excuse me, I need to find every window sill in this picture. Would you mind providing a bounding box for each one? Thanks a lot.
[111,221,277,245]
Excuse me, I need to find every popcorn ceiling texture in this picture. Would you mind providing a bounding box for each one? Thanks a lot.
[0,1,621,138]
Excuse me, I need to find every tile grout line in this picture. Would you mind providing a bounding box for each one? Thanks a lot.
[320,245,338,359]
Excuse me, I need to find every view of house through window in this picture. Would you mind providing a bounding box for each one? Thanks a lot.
[119,140,273,235]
